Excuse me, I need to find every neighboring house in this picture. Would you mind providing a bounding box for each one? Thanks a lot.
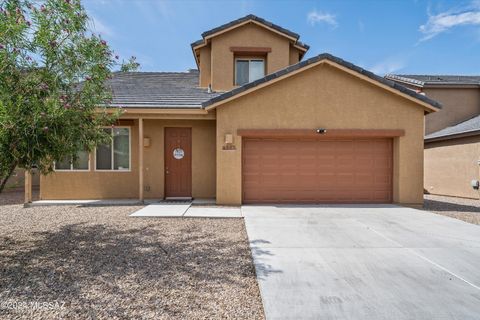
[40,14,440,206]
[386,75,480,200]
[5,168,40,191]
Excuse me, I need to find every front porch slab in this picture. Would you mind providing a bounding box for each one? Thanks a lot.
[184,206,242,218]
[129,202,191,217]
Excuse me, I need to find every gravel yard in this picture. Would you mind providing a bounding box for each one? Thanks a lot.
[424,194,480,225]
[0,192,264,319]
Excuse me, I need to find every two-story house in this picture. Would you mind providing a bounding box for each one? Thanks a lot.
[386,75,480,200]
[39,15,440,206]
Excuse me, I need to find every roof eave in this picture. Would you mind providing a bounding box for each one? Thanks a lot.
[191,16,310,65]
[422,83,480,89]
[201,14,300,40]
[425,129,480,143]
[99,104,204,109]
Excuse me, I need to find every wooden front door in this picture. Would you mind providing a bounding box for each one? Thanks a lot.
[165,127,192,198]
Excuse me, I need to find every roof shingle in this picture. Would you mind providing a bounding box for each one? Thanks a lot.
[107,70,222,108]
[425,115,480,141]
[191,14,309,50]
[386,74,480,87]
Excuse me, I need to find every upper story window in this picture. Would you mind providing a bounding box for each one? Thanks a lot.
[235,58,265,86]
[96,127,131,171]
[55,150,89,171]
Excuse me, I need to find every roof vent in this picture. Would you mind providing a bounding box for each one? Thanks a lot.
[207,84,213,94]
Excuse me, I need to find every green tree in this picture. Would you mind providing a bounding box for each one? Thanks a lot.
[0,0,137,193]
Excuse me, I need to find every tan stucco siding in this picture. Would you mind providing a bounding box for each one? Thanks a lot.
[210,23,291,91]
[424,87,480,135]
[425,136,480,199]
[216,63,426,205]
[40,120,140,199]
[40,119,216,200]
[289,46,301,65]
[199,46,211,88]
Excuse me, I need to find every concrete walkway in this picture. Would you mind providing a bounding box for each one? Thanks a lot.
[130,202,242,218]
[243,205,480,320]
[130,202,192,217]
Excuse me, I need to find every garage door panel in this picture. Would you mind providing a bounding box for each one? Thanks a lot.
[375,172,391,182]
[243,138,393,203]
[355,175,375,186]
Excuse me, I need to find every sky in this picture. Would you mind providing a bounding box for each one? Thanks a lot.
[83,0,480,75]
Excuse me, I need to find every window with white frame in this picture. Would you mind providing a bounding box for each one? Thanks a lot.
[96,127,130,171]
[55,150,90,171]
[235,58,265,86]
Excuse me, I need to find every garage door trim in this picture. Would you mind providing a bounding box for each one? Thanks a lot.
[237,128,405,139]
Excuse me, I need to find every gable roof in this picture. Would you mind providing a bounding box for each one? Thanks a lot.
[104,54,442,112]
[425,115,480,142]
[202,53,442,112]
[191,14,310,53]
[106,70,221,108]
[385,74,480,88]
[204,14,299,40]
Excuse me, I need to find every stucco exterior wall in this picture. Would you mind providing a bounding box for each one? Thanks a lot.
[40,119,216,200]
[425,136,480,199]
[423,87,480,135]
[289,46,302,65]
[210,23,291,91]
[216,63,426,205]
[199,46,211,88]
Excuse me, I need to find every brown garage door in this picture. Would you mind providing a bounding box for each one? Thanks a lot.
[242,138,393,203]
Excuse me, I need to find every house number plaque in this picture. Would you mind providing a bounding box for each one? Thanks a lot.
[173,148,185,160]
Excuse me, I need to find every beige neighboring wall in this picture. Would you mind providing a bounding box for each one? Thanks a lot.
[216,63,426,205]
[423,87,480,135]
[425,136,480,199]
[40,119,216,200]
[5,168,40,191]
[209,23,292,91]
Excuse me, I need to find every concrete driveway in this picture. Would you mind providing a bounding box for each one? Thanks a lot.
[243,205,480,320]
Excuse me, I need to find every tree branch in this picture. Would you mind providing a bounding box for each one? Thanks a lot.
[0,161,18,194]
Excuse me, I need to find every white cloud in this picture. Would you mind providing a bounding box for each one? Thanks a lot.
[419,6,480,41]
[370,57,406,75]
[307,9,338,28]
[89,14,114,37]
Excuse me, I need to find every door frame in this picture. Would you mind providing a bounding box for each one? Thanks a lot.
[164,127,192,199]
